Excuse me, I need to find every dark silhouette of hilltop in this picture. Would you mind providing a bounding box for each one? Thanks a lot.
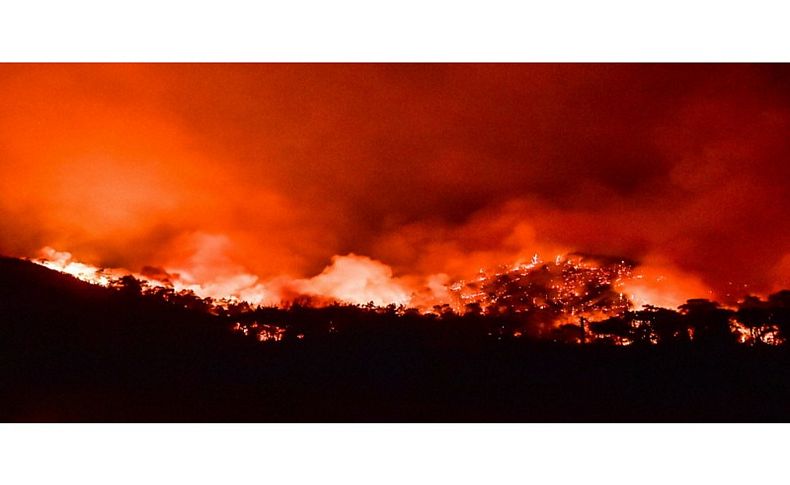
[2,256,790,422]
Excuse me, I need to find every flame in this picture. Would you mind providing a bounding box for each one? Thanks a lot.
[31,246,419,309]
[623,262,713,309]
[31,244,721,321]
[450,254,634,322]
[35,247,132,287]
[33,246,272,305]
[33,244,790,349]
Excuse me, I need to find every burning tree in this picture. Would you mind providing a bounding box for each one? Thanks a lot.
[449,254,634,336]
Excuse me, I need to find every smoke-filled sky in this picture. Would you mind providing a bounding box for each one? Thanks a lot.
[1,64,788,304]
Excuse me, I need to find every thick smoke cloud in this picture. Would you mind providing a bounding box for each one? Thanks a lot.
[1,64,788,303]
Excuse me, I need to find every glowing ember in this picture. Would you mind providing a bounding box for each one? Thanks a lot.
[25,245,789,347]
[450,254,634,322]
[31,246,706,316]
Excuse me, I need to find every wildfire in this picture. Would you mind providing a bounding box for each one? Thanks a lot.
[26,245,787,347]
[30,247,417,309]
[31,246,708,319]
[35,247,136,287]
[32,247,267,306]
[449,253,635,322]
[233,321,287,342]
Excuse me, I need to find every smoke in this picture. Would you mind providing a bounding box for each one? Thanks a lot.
[286,254,411,306]
[2,64,789,303]
[622,260,712,309]
[34,243,424,308]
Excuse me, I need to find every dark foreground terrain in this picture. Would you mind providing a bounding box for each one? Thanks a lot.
[1,256,789,422]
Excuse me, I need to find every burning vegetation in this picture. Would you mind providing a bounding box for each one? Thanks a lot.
[450,254,633,322]
[28,247,790,348]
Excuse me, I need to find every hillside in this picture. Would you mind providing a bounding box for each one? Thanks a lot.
[2,256,790,422]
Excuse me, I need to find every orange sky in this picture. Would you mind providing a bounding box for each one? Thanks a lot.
[0,64,788,303]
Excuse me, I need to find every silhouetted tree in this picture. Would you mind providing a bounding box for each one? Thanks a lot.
[551,323,584,344]
[432,303,455,319]
[767,290,790,344]
[633,305,688,345]
[589,316,632,344]
[736,296,771,345]
[464,301,483,316]
[112,275,143,297]
[679,299,736,346]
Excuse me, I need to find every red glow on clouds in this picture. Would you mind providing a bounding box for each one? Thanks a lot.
[2,64,789,308]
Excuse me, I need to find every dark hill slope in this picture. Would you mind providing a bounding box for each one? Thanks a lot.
[2,257,790,422]
[0,256,234,347]
[0,257,259,421]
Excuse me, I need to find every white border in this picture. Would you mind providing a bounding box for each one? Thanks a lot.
[0,0,788,61]
[1,424,787,484]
